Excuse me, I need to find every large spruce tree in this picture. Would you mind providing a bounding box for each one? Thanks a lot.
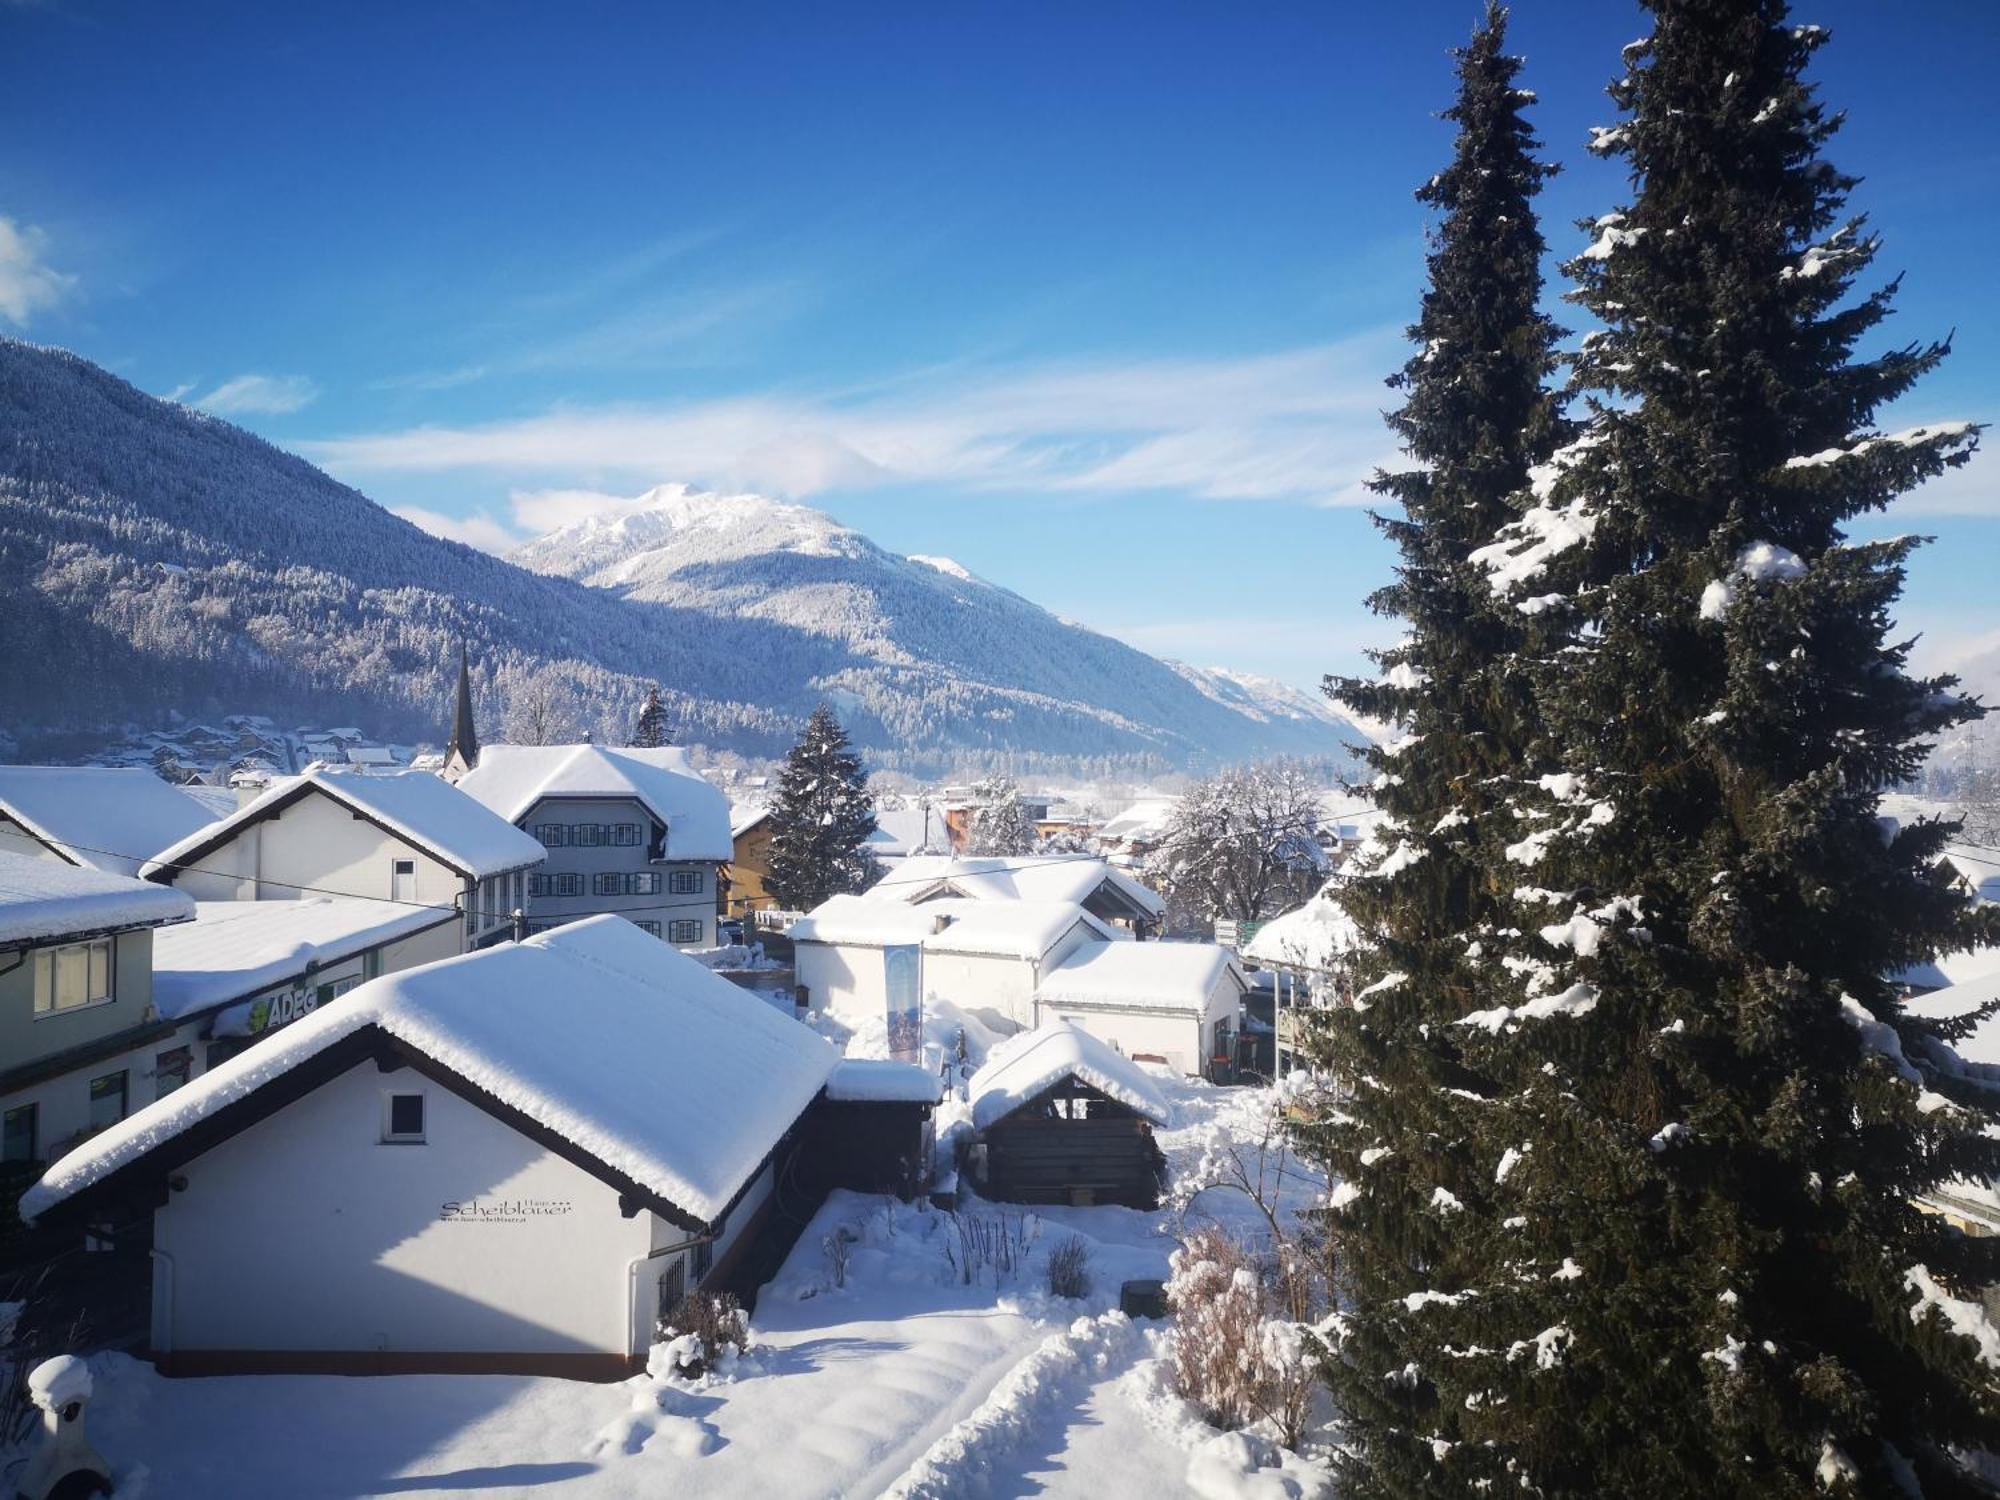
[1300,6,1569,1491]
[1336,2,2000,1494]
[765,704,879,911]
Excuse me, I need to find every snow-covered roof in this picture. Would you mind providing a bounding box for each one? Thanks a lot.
[457,745,732,861]
[1035,940,1244,1014]
[923,900,1114,960]
[1243,892,1363,972]
[730,802,770,839]
[792,894,958,948]
[869,855,1165,920]
[0,767,220,877]
[1895,943,2000,994]
[22,915,837,1227]
[1097,797,1178,847]
[1909,973,2000,1071]
[825,1058,944,1105]
[865,804,945,859]
[1944,848,2000,906]
[0,850,194,947]
[151,899,456,1021]
[966,1022,1171,1129]
[145,771,546,883]
[793,895,1111,960]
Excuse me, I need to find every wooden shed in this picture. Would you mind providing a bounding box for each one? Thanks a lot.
[962,1023,1170,1209]
[796,1059,942,1201]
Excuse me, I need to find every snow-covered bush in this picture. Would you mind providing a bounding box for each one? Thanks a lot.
[1047,1235,1093,1299]
[1166,1226,1328,1448]
[656,1291,749,1379]
[823,1226,855,1289]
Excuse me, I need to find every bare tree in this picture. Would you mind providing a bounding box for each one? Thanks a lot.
[1145,760,1329,929]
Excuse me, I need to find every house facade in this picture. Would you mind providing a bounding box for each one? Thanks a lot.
[22,917,840,1378]
[0,853,195,1168]
[145,771,545,950]
[456,746,733,948]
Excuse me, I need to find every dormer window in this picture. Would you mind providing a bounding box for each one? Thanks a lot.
[32,940,113,1016]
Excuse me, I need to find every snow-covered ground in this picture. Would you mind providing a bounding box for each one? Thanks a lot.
[47,1065,1334,1499]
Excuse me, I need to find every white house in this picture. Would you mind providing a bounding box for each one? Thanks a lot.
[866,855,1166,935]
[455,745,732,948]
[1033,940,1246,1077]
[22,916,839,1379]
[791,895,1113,1034]
[0,767,220,877]
[143,770,545,950]
[0,852,195,1166]
[151,897,465,1080]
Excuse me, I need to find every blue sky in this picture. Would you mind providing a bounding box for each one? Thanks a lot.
[3,0,1995,693]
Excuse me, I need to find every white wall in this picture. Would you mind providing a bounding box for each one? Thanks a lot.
[1044,977,1242,1076]
[797,941,891,1020]
[0,816,67,865]
[153,1062,653,1360]
[922,948,1041,1032]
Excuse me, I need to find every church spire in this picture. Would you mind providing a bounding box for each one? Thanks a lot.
[445,643,479,779]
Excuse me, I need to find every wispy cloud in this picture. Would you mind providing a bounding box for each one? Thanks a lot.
[193,373,321,416]
[0,215,78,326]
[313,333,1403,508]
[1888,440,1995,517]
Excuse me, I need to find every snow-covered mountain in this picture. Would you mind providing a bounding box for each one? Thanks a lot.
[508,484,1373,767]
[0,339,1367,773]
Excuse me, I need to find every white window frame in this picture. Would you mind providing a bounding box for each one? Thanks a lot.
[668,918,703,946]
[31,939,115,1018]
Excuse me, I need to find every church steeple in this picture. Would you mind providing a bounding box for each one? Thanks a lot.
[444,643,479,780]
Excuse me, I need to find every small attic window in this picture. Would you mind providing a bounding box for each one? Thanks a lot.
[383,1092,426,1143]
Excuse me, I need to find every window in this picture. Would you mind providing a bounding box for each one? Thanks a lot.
[668,919,703,945]
[32,939,113,1015]
[669,870,704,896]
[647,822,666,861]
[556,873,583,898]
[611,823,641,847]
[631,872,661,896]
[154,1048,192,1100]
[534,823,569,848]
[594,872,622,897]
[511,870,524,910]
[2,1104,36,1163]
[528,874,550,898]
[574,823,603,847]
[88,1071,128,1131]
[207,1039,248,1071]
[635,921,661,938]
[384,1093,426,1143]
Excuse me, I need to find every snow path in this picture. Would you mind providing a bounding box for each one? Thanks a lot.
[66,1075,1330,1498]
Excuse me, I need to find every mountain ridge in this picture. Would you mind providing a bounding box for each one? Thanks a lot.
[0,339,1366,773]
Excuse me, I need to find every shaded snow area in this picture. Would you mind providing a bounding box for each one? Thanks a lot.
[65,1077,1334,1498]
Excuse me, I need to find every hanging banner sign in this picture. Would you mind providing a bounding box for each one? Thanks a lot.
[884,944,923,1063]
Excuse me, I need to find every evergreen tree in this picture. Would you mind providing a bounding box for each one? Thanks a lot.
[765,705,880,910]
[963,775,1037,857]
[630,685,671,748]
[1296,8,1570,1490]
[1331,4,2000,1494]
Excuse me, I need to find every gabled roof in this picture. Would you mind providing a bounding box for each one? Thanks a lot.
[0,767,220,877]
[868,855,1165,921]
[1035,940,1244,1014]
[966,1021,1171,1129]
[793,894,1112,960]
[151,898,457,1021]
[0,850,195,948]
[145,771,546,884]
[22,915,838,1229]
[1243,892,1363,972]
[456,745,732,861]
